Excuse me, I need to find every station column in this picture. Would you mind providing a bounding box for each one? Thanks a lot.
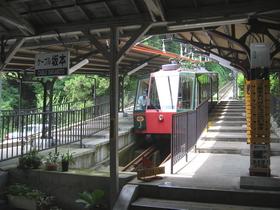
[246,43,271,176]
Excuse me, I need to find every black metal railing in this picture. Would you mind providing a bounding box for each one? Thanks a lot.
[171,100,208,174]
[0,100,92,116]
[0,102,110,161]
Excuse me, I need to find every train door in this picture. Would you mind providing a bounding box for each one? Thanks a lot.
[134,78,149,111]
[134,77,149,131]
[177,74,195,111]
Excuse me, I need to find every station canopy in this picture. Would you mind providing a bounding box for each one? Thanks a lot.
[0,0,279,76]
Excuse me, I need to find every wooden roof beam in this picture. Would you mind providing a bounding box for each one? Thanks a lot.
[143,0,165,21]
[45,0,68,23]
[0,5,35,35]
[0,37,25,70]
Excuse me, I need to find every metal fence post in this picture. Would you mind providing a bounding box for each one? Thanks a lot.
[55,112,58,154]
[186,112,188,162]
[171,115,174,174]
[20,114,24,157]
[80,109,84,148]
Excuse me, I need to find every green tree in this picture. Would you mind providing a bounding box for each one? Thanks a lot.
[270,73,280,96]
[237,73,245,97]
[204,62,232,87]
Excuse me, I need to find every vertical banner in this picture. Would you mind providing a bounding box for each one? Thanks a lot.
[245,80,270,144]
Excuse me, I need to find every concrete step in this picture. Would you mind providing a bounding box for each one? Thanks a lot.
[219,101,245,105]
[208,126,274,133]
[132,184,280,209]
[210,113,246,117]
[213,108,245,113]
[196,141,280,155]
[202,132,280,142]
[211,109,245,113]
[210,116,246,121]
[130,197,278,210]
[219,103,245,107]
[240,176,280,191]
[214,105,245,109]
[211,120,246,126]
[208,126,246,133]
[219,100,244,103]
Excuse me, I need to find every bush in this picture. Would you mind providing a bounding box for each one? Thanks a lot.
[18,150,42,169]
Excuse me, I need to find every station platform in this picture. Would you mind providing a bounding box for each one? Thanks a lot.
[123,99,280,210]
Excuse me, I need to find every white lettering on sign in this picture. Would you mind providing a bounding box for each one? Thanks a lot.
[35,51,70,70]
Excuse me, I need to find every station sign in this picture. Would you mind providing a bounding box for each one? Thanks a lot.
[245,79,270,144]
[35,51,70,77]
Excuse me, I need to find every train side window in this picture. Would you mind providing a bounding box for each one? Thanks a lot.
[197,74,210,104]
[178,76,194,110]
[211,74,218,102]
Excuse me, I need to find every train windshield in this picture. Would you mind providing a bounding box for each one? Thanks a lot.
[135,78,149,111]
[148,72,179,111]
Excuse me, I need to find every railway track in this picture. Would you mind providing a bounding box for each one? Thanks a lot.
[121,145,171,172]
[218,81,234,101]
[121,146,157,172]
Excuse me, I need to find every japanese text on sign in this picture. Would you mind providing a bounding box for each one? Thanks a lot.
[35,51,70,76]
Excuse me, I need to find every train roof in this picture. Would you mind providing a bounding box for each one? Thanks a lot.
[152,64,217,76]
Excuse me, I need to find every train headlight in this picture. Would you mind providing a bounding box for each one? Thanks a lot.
[158,114,164,121]
[136,116,145,122]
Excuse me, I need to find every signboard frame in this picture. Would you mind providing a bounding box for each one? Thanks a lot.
[35,51,70,77]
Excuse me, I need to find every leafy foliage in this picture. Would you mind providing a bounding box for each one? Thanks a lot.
[237,73,245,97]
[33,75,109,109]
[18,150,43,169]
[0,74,19,110]
[7,183,44,200]
[204,62,232,87]
[60,150,75,164]
[270,73,280,96]
[45,152,60,164]
[76,190,106,209]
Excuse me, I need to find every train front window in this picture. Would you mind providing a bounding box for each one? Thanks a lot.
[148,77,160,109]
[135,78,149,111]
[149,73,179,111]
[178,76,194,110]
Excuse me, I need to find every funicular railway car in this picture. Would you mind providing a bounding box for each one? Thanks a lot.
[133,63,218,141]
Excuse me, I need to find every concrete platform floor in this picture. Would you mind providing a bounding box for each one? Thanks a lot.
[132,152,280,191]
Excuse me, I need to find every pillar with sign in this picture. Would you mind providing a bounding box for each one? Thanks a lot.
[246,43,271,176]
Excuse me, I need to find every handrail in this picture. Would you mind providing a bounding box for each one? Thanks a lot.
[0,102,110,161]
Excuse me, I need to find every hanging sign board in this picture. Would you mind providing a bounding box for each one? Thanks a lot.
[35,51,70,77]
